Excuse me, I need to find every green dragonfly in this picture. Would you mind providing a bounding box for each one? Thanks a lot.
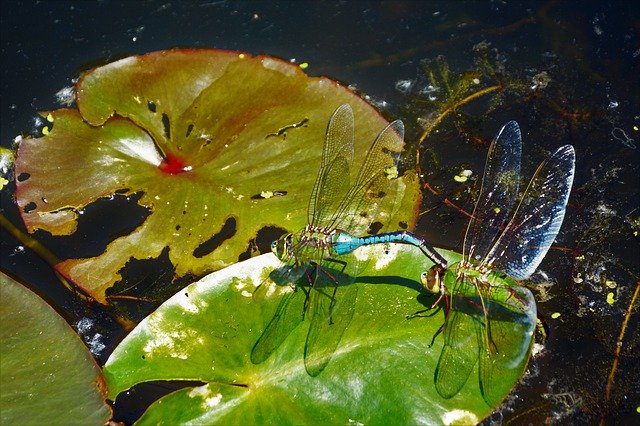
[420,121,575,405]
[251,104,447,376]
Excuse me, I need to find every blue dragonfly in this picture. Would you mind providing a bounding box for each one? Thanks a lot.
[420,121,575,405]
[251,104,447,376]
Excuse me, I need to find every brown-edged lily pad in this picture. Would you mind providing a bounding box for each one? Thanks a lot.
[14,49,420,303]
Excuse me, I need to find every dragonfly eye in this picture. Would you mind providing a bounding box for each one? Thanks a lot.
[271,234,293,260]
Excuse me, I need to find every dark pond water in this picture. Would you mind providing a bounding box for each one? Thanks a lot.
[2,1,639,424]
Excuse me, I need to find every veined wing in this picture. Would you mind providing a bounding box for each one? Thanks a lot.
[434,271,480,399]
[327,118,405,236]
[304,265,358,376]
[250,265,310,365]
[436,270,537,405]
[308,104,355,228]
[477,283,537,406]
[250,284,308,364]
[482,145,575,280]
[463,121,522,263]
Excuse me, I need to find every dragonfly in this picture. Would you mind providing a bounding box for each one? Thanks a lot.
[420,121,575,405]
[251,104,447,376]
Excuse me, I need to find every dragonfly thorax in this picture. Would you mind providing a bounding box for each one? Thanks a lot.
[272,225,336,265]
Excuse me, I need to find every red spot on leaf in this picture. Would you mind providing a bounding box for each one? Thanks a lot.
[159,153,189,175]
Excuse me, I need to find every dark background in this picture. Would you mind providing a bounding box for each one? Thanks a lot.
[2,1,639,424]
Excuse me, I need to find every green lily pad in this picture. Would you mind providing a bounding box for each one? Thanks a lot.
[0,272,111,425]
[104,246,535,424]
[14,49,419,303]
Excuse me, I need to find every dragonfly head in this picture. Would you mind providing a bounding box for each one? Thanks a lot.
[271,233,293,261]
[420,265,445,295]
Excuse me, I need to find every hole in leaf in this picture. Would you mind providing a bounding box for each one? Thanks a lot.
[185,123,194,138]
[23,201,37,213]
[238,225,288,261]
[398,221,408,229]
[17,172,30,182]
[161,113,171,139]
[147,101,157,113]
[250,190,288,200]
[106,247,198,322]
[193,217,237,258]
[110,380,208,426]
[33,192,150,260]
[367,221,384,235]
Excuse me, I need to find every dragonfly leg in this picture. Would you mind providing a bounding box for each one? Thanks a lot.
[299,285,312,321]
[327,284,339,325]
[406,302,442,319]
[430,291,446,309]
[300,264,318,318]
[322,256,348,274]
[313,266,344,325]
[428,322,445,348]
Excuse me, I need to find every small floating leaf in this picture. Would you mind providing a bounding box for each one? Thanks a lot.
[606,292,616,305]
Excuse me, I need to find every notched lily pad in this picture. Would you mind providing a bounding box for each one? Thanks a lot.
[104,246,535,425]
[14,49,420,303]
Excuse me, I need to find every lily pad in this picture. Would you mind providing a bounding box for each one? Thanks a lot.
[14,49,419,303]
[104,246,535,424]
[0,272,111,425]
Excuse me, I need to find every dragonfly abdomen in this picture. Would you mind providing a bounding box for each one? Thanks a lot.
[331,230,447,268]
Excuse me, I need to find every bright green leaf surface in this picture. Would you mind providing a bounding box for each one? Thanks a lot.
[0,272,111,425]
[14,50,419,303]
[104,246,535,425]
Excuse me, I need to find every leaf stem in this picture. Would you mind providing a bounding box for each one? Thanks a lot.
[417,84,504,146]
[0,213,97,304]
[603,280,640,407]
[420,181,474,219]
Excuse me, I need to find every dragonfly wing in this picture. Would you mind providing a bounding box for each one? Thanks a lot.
[308,104,355,227]
[304,267,358,377]
[329,119,405,236]
[251,284,307,364]
[250,264,310,364]
[483,145,575,279]
[434,274,480,399]
[478,285,537,405]
[463,121,522,262]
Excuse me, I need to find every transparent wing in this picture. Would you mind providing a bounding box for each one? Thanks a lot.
[482,145,575,280]
[434,273,480,399]
[463,121,522,263]
[327,119,405,236]
[436,270,537,404]
[308,104,355,227]
[477,284,537,406]
[304,266,358,376]
[250,282,308,365]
